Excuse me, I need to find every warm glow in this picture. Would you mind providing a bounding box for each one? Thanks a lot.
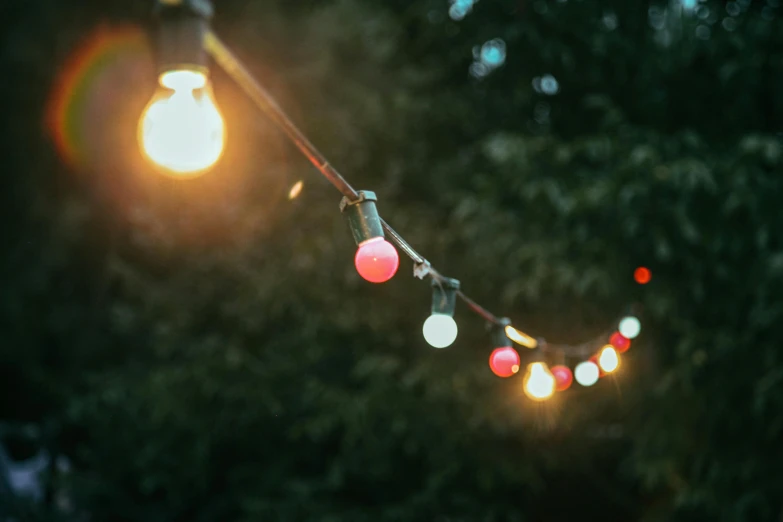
[574,361,600,387]
[598,345,620,373]
[610,332,631,353]
[288,180,304,200]
[422,314,458,348]
[505,325,538,349]
[139,69,225,177]
[523,362,555,401]
[550,365,573,391]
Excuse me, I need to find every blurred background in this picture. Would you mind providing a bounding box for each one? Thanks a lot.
[1,0,782,520]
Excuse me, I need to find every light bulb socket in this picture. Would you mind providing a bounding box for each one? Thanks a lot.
[431,278,460,316]
[491,317,512,348]
[154,0,214,78]
[340,191,385,245]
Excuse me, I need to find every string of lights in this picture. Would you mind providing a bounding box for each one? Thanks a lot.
[138,0,647,401]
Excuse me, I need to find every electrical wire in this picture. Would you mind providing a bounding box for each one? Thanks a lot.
[203,30,628,360]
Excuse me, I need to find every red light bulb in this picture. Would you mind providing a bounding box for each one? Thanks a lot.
[550,365,573,391]
[634,267,651,284]
[354,237,399,283]
[489,346,520,378]
[610,332,631,353]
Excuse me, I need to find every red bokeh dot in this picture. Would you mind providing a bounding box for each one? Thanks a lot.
[610,332,631,353]
[488,347,521,378]
[354,237,400,283]
[550,365,573,391]
[634,267,651,285]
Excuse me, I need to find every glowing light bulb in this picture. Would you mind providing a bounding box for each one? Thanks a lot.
[488,346,520,378]
[523,362,556,401]
[550,365,573,391]
[634,267,651,284]
[139,70,225,177]
[618,316,641,339]
[598,345,620,373]
[354,237,399,283]
[609,331,631,353]
[574,361,599,387]
[422,314,458,348]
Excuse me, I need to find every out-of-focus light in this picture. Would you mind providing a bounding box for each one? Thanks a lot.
[480,39,506,67]
[422,314,458,348]
[139,70,225,177]
[504,325,538,349]
[523,362,556,401]
[598,345,620,373]
[550,365,573,391]
[634,267,651,284]
[489,346,520,378]
[354,237,399,283]
[288,180,303,200]
[574,361,600,387]
[619,316,641,339]
[610,332,631,353]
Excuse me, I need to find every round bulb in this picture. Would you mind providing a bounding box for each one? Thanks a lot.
[598,346,620,373]
[523,362,556,401]
[618,316,641,339]
[550,365,574,391]
[422,314,458,348]
[574,361,600,387]
[354,237,400,283]
[634,267,651,284]
[610,332,631,353]
[139,70,225,177]
[488,346,520,378]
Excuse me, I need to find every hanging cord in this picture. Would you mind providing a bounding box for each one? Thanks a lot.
[203,31,623,359]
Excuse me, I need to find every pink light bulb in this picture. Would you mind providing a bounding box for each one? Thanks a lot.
[550,365,573,391]
[488,346,521,378]
[354,237,399,283]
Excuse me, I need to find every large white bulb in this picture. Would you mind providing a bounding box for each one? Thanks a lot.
[618,316,641,339]
[523,362,556,401]
[139,70,225,177]
[574,361,600,387]
[422,314,458,348]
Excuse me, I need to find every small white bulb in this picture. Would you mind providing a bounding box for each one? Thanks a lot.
[618,316,641,339]
[422,314,458,348]
[574,361,600,387]
[598,346,620,373]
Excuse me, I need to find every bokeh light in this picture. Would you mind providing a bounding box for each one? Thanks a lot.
[550,365,574,391]
[619,316,641,339]
[598,346,620,373]
[288,180,304,200]
[634,267,651,284]
[523,362,556,401]
[574,361,600,387]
